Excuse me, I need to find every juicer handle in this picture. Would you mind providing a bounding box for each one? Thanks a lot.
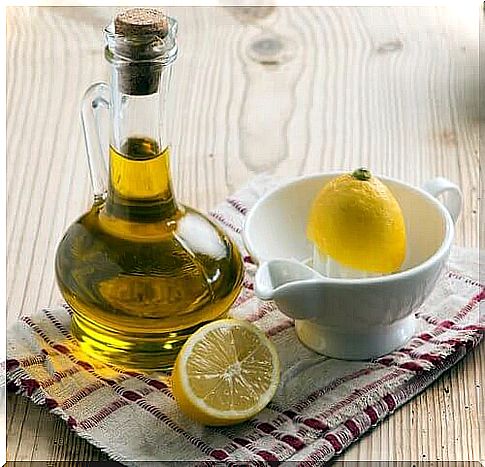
[81,82,110,203]
[422,177,462,224]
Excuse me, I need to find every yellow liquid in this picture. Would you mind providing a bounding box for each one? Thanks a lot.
[55,138,244,371]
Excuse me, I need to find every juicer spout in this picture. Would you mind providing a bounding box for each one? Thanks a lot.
[254,259,325,320]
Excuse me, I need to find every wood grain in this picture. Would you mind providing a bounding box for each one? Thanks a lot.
[6,6,482,463]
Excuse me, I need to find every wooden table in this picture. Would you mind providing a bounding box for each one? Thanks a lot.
[7,6,483,463]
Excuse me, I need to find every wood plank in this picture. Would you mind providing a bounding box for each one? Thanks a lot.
[7,393,111,462]
[6,5,481,463]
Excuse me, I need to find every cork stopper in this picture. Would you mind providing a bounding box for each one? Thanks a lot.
[114,8,168,38]
[112,8,170,96]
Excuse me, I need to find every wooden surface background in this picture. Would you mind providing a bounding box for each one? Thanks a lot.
[6,6,483,463]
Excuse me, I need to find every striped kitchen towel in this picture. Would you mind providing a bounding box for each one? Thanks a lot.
[6,176,484,465]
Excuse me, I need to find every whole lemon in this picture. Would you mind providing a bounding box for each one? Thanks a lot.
[307,168,406,274]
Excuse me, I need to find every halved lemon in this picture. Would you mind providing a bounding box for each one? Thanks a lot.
[171,319,280,426]
[307,167,406,274]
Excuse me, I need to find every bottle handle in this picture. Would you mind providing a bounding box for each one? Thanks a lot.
[422,177,462,224]
[81,82,110,203]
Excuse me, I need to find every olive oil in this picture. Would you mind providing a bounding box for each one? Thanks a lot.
[56,9,244,371]
[56,137,243,370]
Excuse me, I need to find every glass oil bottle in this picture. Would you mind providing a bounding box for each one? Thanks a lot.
[55,9,244,371]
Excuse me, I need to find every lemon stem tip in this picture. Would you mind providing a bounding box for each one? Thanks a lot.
[352,167,372,181]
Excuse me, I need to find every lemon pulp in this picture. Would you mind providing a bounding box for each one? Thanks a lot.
[171,319,280,426]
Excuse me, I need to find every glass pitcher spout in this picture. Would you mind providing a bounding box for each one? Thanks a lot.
[56,8,244,371]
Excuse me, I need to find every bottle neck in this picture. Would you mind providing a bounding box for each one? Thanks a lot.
[104,65,178,222]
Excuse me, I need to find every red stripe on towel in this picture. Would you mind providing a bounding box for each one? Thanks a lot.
[290,366,381,414]
[77,398,129,430]
[209,211,242,233]
[60,381,107,410]
[265,319,294,336]
[135,399,215,456]
[227,197,248,215]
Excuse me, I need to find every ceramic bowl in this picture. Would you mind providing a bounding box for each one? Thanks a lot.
[243,173,462,360]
